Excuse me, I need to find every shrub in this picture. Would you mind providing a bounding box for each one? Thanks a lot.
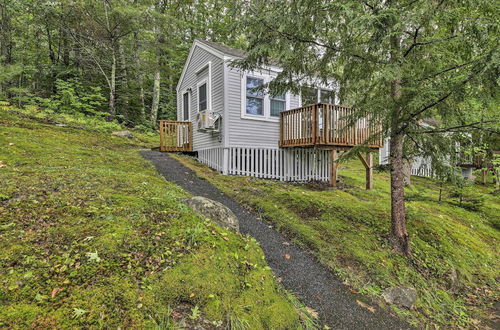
[35,78,106,117]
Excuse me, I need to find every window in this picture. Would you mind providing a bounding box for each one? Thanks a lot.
[182,92,189,120]
[246,77,264,115]
[320,89,335,104]
[270,93,286,117]
[301,86,318,105]
[198,83,207,111]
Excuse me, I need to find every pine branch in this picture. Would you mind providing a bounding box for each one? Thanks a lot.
[408,121,500,134]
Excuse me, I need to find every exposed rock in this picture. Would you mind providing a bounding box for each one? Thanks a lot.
[447,268,459,290]
[181,196,239,232]
[112,130,133,138]
[383,286,417,309]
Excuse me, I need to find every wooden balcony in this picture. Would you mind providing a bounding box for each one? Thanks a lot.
[159,120,192,152]
[279,103,383,149]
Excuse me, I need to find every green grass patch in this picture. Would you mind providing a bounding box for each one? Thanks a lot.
[0,108,308,328]
[172,152,499,328]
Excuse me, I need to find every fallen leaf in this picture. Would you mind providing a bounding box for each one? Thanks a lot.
[356,300,376,313]
[222,236,229,241]
[8,143,14,146]
[284,254,291,259]
[171,310,183,319]
[189,292,195,298]
[0,161,7,168]
[305,307,319,319]
[51,288,63,298]
[282,242,290,246]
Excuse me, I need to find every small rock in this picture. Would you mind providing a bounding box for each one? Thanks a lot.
[383,286,417,309]
[112,130,133,138]
[447,268,459,289]
[55,123,68,127]
[181,196,239,232]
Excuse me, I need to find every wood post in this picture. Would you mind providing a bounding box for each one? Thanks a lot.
[358,151,373,190]
[159,121,164,151]
[330,149,338,187]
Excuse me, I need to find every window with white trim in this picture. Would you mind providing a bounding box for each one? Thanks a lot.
[270,93,286,117]
[182,91,189,120]
[245,77,264,115]
[198,82,207,111]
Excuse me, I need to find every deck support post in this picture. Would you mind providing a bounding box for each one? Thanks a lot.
[330,149,338,187]
[159,121,165,152]
[358,151,373,190]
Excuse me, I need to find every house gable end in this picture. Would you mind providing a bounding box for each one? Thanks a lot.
[176,40,225,92]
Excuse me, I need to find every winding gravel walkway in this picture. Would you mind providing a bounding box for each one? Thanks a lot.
[140,150,411,329]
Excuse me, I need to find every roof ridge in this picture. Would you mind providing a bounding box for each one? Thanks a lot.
[195,39,246,58]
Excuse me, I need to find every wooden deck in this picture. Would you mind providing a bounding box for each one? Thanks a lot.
[159,120,192,152]
[279,103,383,149]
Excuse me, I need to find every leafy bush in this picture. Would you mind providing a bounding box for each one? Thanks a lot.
[35,78,106,117]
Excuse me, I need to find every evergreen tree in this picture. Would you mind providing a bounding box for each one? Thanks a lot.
[236,0,499,255]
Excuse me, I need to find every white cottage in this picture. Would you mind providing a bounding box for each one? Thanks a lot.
[160,39,383,188]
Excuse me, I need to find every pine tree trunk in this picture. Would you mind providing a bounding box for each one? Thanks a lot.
[389,31,411,256]
[150,69,160,125]
[389,133,410,256]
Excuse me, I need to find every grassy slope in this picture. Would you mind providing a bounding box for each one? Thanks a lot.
[173,153,499,328]
[0,108,306,329]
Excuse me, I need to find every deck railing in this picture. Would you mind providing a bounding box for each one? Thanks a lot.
[279,103,383,148]
[159,120,192,152]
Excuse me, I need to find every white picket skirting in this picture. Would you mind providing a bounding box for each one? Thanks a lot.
[411,166,433,178]
[197,147,224,172]
[196,147,331,183]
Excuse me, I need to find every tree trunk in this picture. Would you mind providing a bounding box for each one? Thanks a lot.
[389,133,410,256]
[389,30,410,256]
[108,51,116,118]
[133,31,145,121]
[118,41,129,118]
[150,69,160,125]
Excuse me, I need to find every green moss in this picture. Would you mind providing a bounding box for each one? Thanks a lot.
[0,107,304,328]
[172,152,500,329]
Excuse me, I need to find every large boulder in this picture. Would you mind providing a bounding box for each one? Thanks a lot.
[112,130,133,138]
[383,286,417,309]
[181,196,239,232]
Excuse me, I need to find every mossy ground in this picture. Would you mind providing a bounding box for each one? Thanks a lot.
[172,151,499,329]
[0,108,309,329]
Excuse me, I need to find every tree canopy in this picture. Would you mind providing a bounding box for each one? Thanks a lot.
[236,0,499,254]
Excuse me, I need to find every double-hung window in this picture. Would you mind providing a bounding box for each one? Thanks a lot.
[183,92,189,120]
[198,82,207,111]
[245,77,264,116]
[270,93,286,117]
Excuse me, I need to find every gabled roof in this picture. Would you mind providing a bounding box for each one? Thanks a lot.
[176,39,278,91]
[195,39,246,58]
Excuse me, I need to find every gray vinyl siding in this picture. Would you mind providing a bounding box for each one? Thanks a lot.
[225,66,301,148]
[177,46,224,150]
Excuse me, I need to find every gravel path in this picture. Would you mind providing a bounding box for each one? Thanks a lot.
[140,150,411,329]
